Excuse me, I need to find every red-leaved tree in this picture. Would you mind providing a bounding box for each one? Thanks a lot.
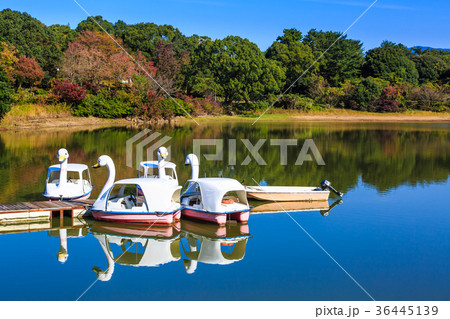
[62,30,143,89]
[52,79,87,104]
[14,56,45,88]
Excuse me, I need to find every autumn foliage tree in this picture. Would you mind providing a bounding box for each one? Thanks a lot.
[153,41,180,94]
[0,41,18,82]
[62,30,137,88]
[52,79,87,104]
[13,55,45,88]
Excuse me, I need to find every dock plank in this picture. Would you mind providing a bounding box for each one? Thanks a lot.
[0,200,94,220]
[0,203,31,212]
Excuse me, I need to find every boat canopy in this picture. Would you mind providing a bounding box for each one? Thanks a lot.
[48,163,89,173]
[140,161,176,169]
[106,178,181,212]
[185,178,248,212]
[139,161,177,180]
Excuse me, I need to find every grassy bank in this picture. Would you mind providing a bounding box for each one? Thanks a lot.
[188,108,450,123]
[1,104,449,131]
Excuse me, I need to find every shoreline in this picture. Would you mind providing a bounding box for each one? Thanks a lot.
[1,109,449,131]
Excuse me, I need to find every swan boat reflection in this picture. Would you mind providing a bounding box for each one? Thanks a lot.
[90,219,251,280]
[91,221,182,281]
[180,220,251,274]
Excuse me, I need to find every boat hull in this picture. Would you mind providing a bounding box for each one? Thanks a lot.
[92,209,181,225]
[44,192,92,201]
[246,186,329,202]
[181,208,250,225]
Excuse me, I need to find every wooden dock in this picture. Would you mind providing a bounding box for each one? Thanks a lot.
[0,200,94,224]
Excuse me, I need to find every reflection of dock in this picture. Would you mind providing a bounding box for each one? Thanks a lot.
[0,200,93,223]
[0,216,88,235]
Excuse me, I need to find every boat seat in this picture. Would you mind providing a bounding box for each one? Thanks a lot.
[123,197,133,209]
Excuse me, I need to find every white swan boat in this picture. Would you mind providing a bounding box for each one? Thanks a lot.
[180,154,251,225]
[91,149,182,225]
[138,149,178,186]
[43,148,92,201]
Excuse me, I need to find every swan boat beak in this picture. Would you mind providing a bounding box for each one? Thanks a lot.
[92,163,100,168]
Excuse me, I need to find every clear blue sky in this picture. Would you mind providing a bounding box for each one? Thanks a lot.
[2,0,449,51]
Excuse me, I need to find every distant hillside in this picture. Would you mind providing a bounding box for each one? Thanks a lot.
[414,46,450,52]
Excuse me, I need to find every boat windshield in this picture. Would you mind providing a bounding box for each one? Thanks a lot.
[47,170,81,184]
[181,181,200,197]
[107,184,147,211]
[47,170,60,183]
[139,166,177,179]
[82,169,91,183]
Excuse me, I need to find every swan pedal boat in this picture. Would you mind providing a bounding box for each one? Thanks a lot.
[91,151,181,225]
[181,178,251,225]
[92,178,182,225]
[182,153,251,225]
[245,186,330,202]
[43,149,92,201]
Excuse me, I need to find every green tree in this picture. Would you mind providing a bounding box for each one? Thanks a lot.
[0,9,61,77]
[266,29,316,93]
[76,16,115,34]
[117,22,187,59]
[197,36,284,104]
[49,24,78,51]
[411,48,450,84]
[440,68,450,84]
[349,77,385,110]
[276,28,303,45]
[363,41,419,84]
[0,66,12,119]
[303,29,364,86]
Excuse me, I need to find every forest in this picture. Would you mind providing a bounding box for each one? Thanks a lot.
[0,8,449,121]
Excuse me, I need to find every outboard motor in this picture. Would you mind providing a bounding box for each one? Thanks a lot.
[320,180,343,197]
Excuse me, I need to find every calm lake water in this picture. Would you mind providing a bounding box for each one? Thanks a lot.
[0,121,449,301]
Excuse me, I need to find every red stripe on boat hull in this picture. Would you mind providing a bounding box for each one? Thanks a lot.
[92,210,181,225]
[181,209,250,225]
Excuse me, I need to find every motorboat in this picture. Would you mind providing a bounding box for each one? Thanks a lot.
[180,154,251,225]
[246,180,343,202]
[90,150,182,225]
[43,148,92,200]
